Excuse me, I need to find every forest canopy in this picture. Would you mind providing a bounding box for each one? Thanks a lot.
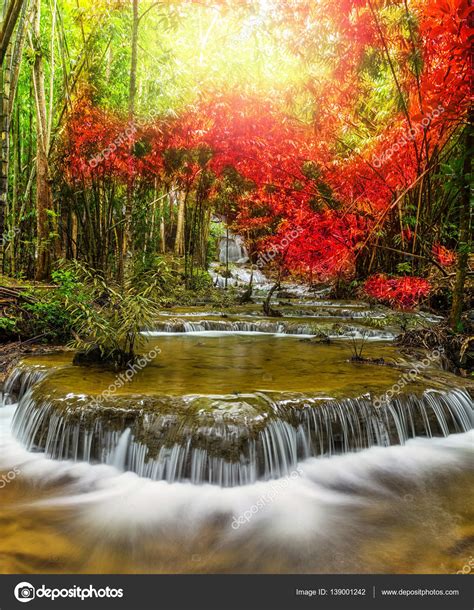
[0,0,471,319]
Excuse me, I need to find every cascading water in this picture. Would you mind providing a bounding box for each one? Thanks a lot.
[145,319,395,340]
[1,393,472,574]
[209,262,270,289]
[7,364,473,487]
[1,294,473,574]
[2,365,49,404]
[218,232,249,264]
[1,251,472,573]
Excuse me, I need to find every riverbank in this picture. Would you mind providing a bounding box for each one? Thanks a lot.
[0,342,72,386]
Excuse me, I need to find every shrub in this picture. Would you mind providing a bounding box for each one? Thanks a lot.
[17,268,85,343]
[432,244,456,267]
[364,274,431,310]
[65,261,169,368]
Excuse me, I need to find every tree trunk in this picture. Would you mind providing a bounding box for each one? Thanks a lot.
[69,210,77,259]
[160,214,166,253]
[32,0,53,280]
[449,107,473,330]
[128,0,138,116]
[0,0,23,66]
[239,270,253,304]
[119,0,139,284]
[0,0,24,243]
[263,281,282,317]
[196,206,210,268]
[8,98,19,273]
[0,38,11,271]
[174,190,186,255]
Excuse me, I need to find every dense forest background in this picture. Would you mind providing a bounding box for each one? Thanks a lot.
[0,0,471,356]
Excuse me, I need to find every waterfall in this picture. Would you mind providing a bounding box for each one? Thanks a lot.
[218,233,249,263]
[108,428,132,470]
[144,320,394,340]
[208,263,269,289]
[2,366,49,405]
[9,381,473,487]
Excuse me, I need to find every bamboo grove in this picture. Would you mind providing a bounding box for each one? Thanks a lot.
[0,0,471,324]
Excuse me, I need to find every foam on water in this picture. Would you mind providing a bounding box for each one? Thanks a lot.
[9,383,472,486]
[143,325,395,340]
[1,402,472,540]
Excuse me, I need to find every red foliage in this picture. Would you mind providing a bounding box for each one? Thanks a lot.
[432,244,456,267]
[364,274,432,309]
[63,98,139,184]
[62,0,470,287]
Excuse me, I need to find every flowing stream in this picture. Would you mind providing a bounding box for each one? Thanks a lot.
[0,274,473,573]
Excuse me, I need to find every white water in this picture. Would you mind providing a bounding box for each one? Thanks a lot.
[143,327,395,340]
[218,233,249,264]
[108,428,132,470]
[209,264,268,289]
[10,378,472,486]
[2,398,473,574]
[1,401,472,537]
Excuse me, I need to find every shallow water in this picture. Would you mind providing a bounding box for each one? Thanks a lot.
[1,294,473,573]
[0,402,472,574]
[14,335,409,398]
